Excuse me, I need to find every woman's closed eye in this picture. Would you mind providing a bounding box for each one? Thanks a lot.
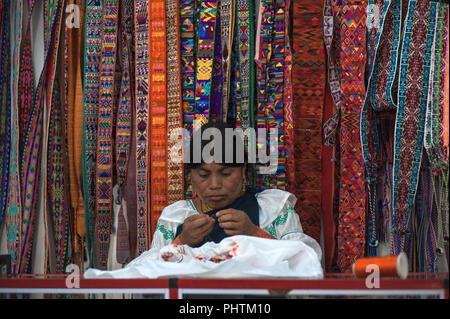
[197,169,210,178]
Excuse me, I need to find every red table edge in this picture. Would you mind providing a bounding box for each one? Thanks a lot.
[0,273,447,291]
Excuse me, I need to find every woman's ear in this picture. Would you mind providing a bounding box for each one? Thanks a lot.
[241,163,247,180]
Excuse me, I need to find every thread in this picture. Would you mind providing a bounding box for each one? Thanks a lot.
[352,252,408,279]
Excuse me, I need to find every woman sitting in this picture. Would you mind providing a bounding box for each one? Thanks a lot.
[151,122,321,259]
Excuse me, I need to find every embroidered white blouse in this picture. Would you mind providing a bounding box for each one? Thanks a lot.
[151,189,322,260]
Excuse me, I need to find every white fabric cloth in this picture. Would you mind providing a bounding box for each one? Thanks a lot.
[84,235,323,279]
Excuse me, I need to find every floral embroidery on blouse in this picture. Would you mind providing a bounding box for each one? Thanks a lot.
[155,223,175,241]
[267,205,296,238]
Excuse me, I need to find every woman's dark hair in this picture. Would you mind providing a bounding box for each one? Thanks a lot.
[184,121,248,171]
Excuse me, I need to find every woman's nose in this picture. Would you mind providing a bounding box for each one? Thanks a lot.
[209,174,222,189]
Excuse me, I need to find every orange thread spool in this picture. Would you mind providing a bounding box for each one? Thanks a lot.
[352,252,408,279]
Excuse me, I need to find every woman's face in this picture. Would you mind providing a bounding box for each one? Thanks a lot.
[190,162,246,209]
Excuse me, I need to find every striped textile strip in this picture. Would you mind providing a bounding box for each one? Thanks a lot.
[444,11,449,162]
[95,0,119,269]
[369,0,403,111]
[0,0,11,229]
[47,67,70,274]
[6,0,24,274]
[366,0,385,73]
[322,76,338,272]
[283,0,294,194]
[322,0,341,268]
[18,5,36,158]
[292,0,326,243]
[115,0,134,265]
[149,0,168,242]
[194,0,218,125]
[235,0,251,130]
[134,0,151,255]
[15,8,35,273]
[392,0,437,254]
[126,114,138,259]
[423,162,438,271]
[66,0,86,269]
[221,0,235,122]
[335,2,367,272]
[43,0,66,273]
[248,0,256,187]
[41,0,64,273]
[360,0,393,256]
[209,11,223,123]
[440,6,449,258]
[255,0,274,189]
[322,0,342,147]
[19,0,62,273]
[269,0,286,190]
[82,0,103,267]
[260,0,278,189]
[166,0,184,205]
[427,5,449,172]
[425,3,449,263]
[180,0,196,134]
[180,0,196,199]
[416,159,437,272]
[229,29,240,126]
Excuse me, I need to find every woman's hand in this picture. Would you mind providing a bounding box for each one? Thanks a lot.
[180,214,215,247]
[216,209,257,236]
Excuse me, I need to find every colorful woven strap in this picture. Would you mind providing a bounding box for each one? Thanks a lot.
[444,15,449,161]
[180,0,196,134]
[255,0,274,188]
[19,0,62,273]
[209,10,223,123]
[95,0,119,269]
[166,0,184,205]
[115,0,134,265]
[292,0,326,244]
[266,0,286,190]
[248,0,256,187]
[220,0,235,122]
[368,0,403,111]
[335,2,367,272]
[425,4,449,173]
[421,164,437,271]
[43,0,66,273]
[18,14,37,275]
[47,70,70,274]
[424,2,449,262]
[149,0,168,241]
[392,0,438,253]
[322,0,342,147]
[236,0,250,129]
[134,0,151,254]
[0,0,12,228]
[5,0,24,274]
[181,0,196,199]
[66,0,86,269]
[393,1,436,251]
[194,0,218,125]
[82,0,103,266]
[283,0,294,194]
[360,0,392,256]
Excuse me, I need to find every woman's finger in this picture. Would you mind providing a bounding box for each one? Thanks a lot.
[217,209,245,223]
[186,214,212,228]
[218,221,238,231]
